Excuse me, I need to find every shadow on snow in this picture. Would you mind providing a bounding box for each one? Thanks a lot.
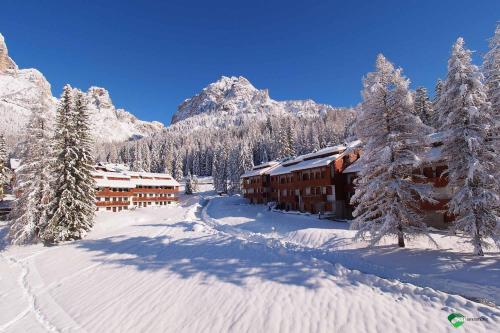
[76,232,322,289]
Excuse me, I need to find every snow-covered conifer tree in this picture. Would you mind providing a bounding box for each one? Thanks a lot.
[483,23,500,154]
[70,90,96,233]
[185,172,194,194]
[192,150,201,175]
[350,54,435,248]
[43,86,95,244]
[437,38,499,255]
[414,87,434,127]
[164,142,174,175]
[212,145,228,193]
[173,151,183,181]
[8,104,53,244]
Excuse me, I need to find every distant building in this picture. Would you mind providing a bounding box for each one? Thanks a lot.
[93,164,180,212]
[240,161,279,204]
[241,141,361,218]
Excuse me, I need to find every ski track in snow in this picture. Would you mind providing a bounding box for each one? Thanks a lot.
[0,204,190,332]
[0,251,60,332]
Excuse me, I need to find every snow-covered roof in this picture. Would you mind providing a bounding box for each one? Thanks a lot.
[131,178,180,187]
[265,140,364,176]
[96,162,130,172]
[423,146,444,163]
[268,163,293,176]
[289,154,340,172]
[93,167,179,188]
[9,158,21,170]
[308,144,346,158]
[241,161,280,178]
[269,154,341,176]
[343,161,362,174]
[95,178,135,189]
[92,171,131,179]
[428,132,445,144]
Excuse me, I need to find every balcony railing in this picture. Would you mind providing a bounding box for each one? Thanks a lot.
[132,197,179,202]
[130,188,179,194]
[96,190,133,197]
[96,201,130,207]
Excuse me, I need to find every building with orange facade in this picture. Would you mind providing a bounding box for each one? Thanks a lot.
[242,134,452,227]
[241,161,279,204]
[93,164,180,212]
[241,141,362,218]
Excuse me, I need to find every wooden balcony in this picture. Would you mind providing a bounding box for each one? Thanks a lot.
[96,201,130,207]
[132,196,179,202]
[130,188,179,194]
[297,178,333,186]
[96,190,133,197]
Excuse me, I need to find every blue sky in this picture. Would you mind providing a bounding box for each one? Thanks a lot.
[1,0,498,125]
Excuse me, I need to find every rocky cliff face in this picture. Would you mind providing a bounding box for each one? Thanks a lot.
[170,76,348,131]
[85,86,164,142]
[0,33,164,148]
[0,33,57,147]
[0,34,17,72]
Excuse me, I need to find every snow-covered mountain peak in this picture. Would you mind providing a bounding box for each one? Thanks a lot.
[0,33,18,73]
[170,75,348,128]
[207,76,258,94]
[87,86,114,110]
[172,75,275,123]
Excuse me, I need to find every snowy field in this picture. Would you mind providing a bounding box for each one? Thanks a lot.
[0,190,498,332]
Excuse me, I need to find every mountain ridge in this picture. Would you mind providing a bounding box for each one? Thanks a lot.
[0,33,164,147]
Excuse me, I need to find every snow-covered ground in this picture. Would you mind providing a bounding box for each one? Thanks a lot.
[0,190,498,332]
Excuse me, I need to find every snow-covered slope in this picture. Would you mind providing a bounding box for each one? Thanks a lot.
[0,193,498,332]
[0,33,164,146]
[171,76,350,128]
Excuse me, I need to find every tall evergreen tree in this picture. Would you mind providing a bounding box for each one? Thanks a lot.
[71,90,96,233]
[43,86,95,244]
[432,79,444,127]
[414,87,434,126]
[350,54,435,248]
[173,151,183,181]
[164,142,174,175]
[483,23,500,151]
[212,145,228,193]
[8,105,53,244]
[185,172,194,194]
[437,38,499,255]
[483,23,500,224]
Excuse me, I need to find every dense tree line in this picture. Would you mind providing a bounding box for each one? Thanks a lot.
[95,110,355,194]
